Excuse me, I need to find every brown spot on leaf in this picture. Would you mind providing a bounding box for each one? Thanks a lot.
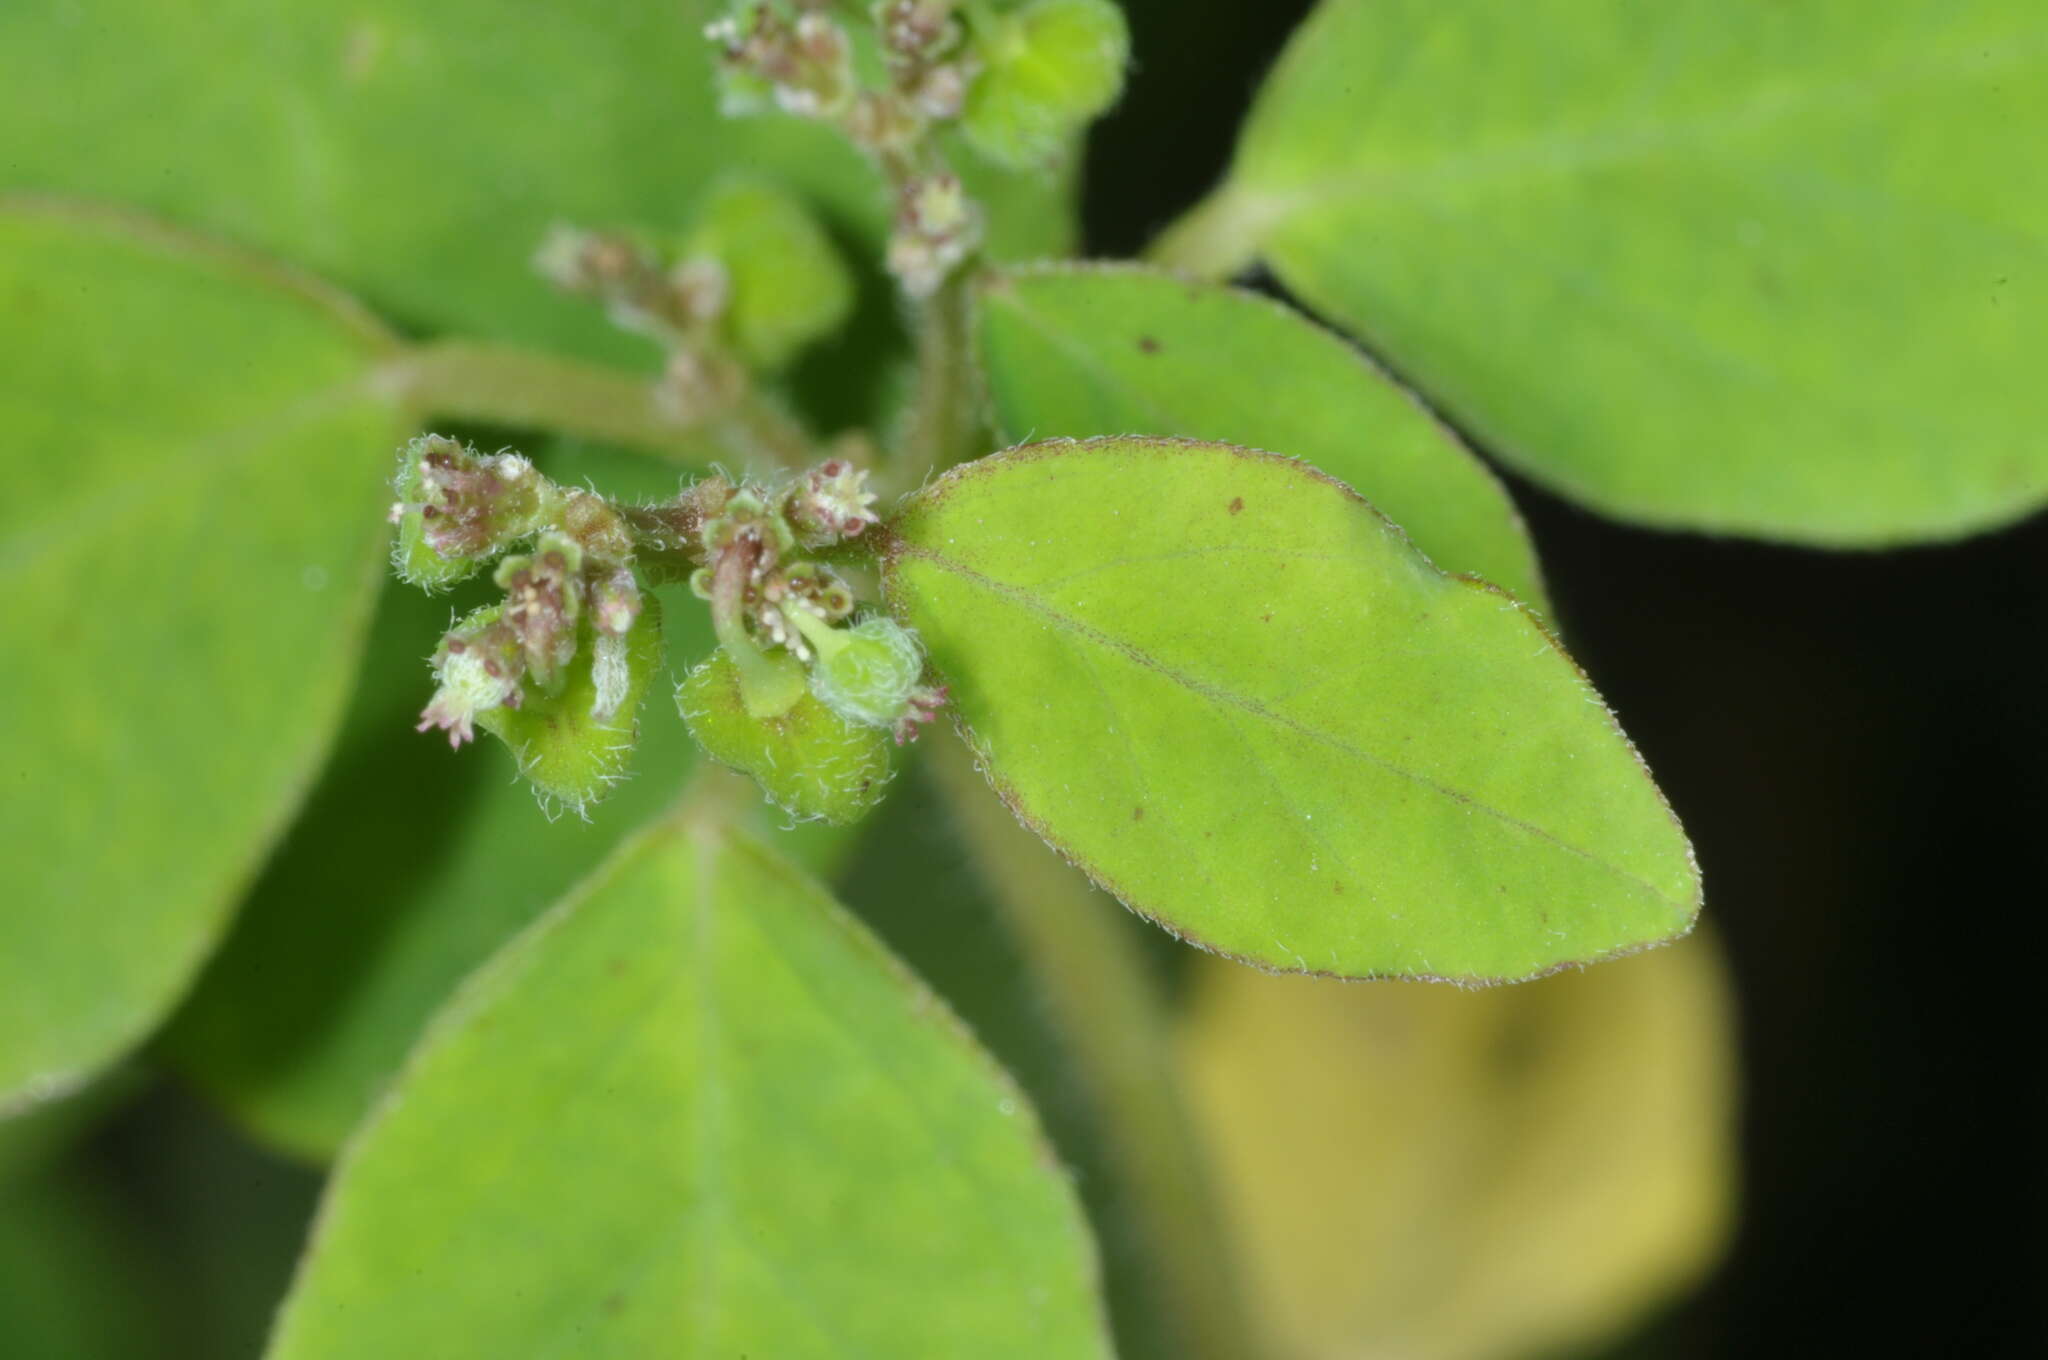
[1228,497,1244,515]
[1137,334,1161,354]
[1132,805,1145,821]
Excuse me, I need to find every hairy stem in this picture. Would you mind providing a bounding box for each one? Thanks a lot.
[376,339,811,472]
[930,740,1259,1360]
[1144,182,1271,281]
[895,269,984,492]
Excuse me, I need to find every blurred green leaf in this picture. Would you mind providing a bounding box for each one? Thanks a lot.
[1192,0,2048,543]
[1177,934,1738,1360]
[269,809,1112,1358]
[0,1,1073,369]
[976,263,1549,609]
[0,202,396,1112]
[884,438,1697,980]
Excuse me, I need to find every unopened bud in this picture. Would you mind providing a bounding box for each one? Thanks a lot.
[700,489,796,567]
[591,567,644,637]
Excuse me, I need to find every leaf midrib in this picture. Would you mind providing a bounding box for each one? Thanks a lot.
[889,535,1680,913]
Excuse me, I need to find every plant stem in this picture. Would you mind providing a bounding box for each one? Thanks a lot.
[1144,183,1271,281]
[929,740,1260,1360]
[894,269,984,492]
[375,339,812,472]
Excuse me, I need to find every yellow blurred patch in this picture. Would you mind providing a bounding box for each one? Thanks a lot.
[1176,934,1738,1360]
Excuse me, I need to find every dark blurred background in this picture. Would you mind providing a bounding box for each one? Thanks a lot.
[19,2,2041,1355]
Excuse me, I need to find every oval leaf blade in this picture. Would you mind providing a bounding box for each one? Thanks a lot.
[268,812,1110,1358]
[883,438,1697,981]
[0,202,395,1111]
[977,263,1549,610]
[1214,0,2048,544]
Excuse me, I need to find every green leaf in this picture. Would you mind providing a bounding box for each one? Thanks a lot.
[686,178,856,371]
[976,263,1548,609]
[0,201,395,1112]
[883,438,1697,981]
[0,1,1073,368]
[268,811,1111,1358]
[1192,0,2048,544]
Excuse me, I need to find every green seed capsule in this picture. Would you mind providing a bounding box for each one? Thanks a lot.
[961,0,1129,169]
[802,615,925,730]
[479,596,665,815]
[679,648,893,824]
[686,178,854,369]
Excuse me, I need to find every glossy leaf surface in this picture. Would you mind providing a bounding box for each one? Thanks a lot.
[1212,0,2048,543]
[1178,935,1736,1360]
[269,814,1110,1358]
[0,1,1070,368]
[884,438,1697,980]
[0,203,394,1111]
[976,263,1547,608]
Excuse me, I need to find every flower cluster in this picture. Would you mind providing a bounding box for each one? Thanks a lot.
[689,465,945,745]
[390,439,649,756]
[705,0,988,297]
[390,435,942,818]
[701,0,1128,295]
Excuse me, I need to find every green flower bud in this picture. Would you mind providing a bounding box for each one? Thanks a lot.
[389,435,547,590]
[961,0,1129,169]
[686,178,854,369]
[479,596,666,816]
[679,648,893,824]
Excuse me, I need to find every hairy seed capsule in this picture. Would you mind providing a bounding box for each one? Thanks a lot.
[479,596,665,816]
[678,648,893,824]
